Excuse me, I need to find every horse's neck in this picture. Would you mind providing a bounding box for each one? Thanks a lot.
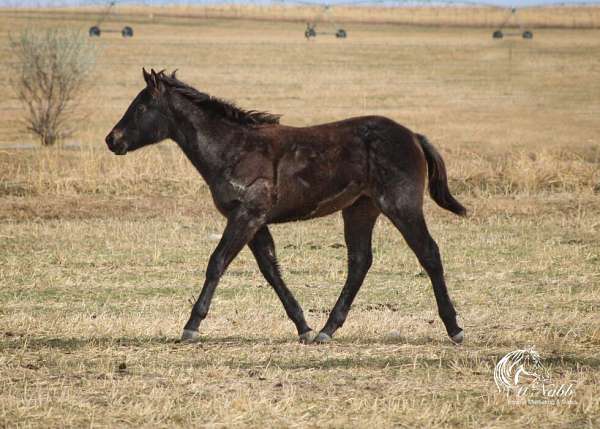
[169,100,232,184]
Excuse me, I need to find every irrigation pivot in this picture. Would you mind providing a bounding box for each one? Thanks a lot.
[299,2,348,39]
[492,7,533,39]
[305,22,347,39]
[88,1,134,38]
[274,0,348,39]
[291,0,539,40]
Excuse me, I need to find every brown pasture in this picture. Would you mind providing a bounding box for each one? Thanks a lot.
[0,7,598,428]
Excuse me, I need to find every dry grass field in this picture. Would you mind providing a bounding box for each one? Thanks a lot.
[1,7,599,428]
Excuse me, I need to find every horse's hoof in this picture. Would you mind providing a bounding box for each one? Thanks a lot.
[299,330,316,344]
[450,330,464,344]
[313,332,332,344]
[181,329,200,342]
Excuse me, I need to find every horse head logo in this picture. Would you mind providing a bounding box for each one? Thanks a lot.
[494,348,550,392]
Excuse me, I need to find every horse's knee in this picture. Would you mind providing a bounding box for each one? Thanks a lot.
[206,256,226,283]
[349,249,373,272]
[205,267,220,283]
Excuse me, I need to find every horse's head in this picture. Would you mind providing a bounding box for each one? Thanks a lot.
[105,68,171,155]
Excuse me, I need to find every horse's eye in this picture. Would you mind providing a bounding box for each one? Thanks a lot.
[137,105,147,113]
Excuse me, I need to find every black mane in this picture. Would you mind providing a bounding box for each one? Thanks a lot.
[158,71,281,126]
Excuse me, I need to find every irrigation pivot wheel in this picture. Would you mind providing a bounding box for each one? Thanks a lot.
[335,28,347,38]
[89,26,101,37]
[492,30,503,39]
[122,26,133,38]
[305,25,316,39]
[522,30,533,39]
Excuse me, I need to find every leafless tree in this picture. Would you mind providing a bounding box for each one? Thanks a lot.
[9,28,96,146]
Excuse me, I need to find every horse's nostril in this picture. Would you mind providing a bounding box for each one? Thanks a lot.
[105,133,114,147]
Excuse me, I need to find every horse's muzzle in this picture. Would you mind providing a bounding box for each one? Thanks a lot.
[105,130,128,155]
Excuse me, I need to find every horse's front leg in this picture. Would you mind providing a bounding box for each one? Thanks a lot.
[182,210,264,341]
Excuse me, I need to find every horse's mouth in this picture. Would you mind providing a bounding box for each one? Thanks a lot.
[109,142,128,155]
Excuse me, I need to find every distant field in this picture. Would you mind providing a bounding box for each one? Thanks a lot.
[0,8,599,428]
[3,4,600,28]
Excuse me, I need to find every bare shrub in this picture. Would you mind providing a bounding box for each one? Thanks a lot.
[9,28,96,146]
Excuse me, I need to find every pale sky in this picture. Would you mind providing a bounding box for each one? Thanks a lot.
[1,0,599,9]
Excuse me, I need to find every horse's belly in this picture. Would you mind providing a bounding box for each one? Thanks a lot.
[267,180,364,223]
[267,135,368,223]
[302,181,364,218]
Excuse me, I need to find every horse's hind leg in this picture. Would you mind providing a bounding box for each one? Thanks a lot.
[248,227,314,343]
[314,197,380,343]
[377,192,464,343]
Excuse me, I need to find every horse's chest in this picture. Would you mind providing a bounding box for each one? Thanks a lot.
[208,151,275,216]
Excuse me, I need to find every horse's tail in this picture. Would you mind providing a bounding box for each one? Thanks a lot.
[415,133,467,217]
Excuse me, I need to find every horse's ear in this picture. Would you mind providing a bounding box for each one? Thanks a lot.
[148,68,165,96]
[142,67,151,85]
[150,68,159,88]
